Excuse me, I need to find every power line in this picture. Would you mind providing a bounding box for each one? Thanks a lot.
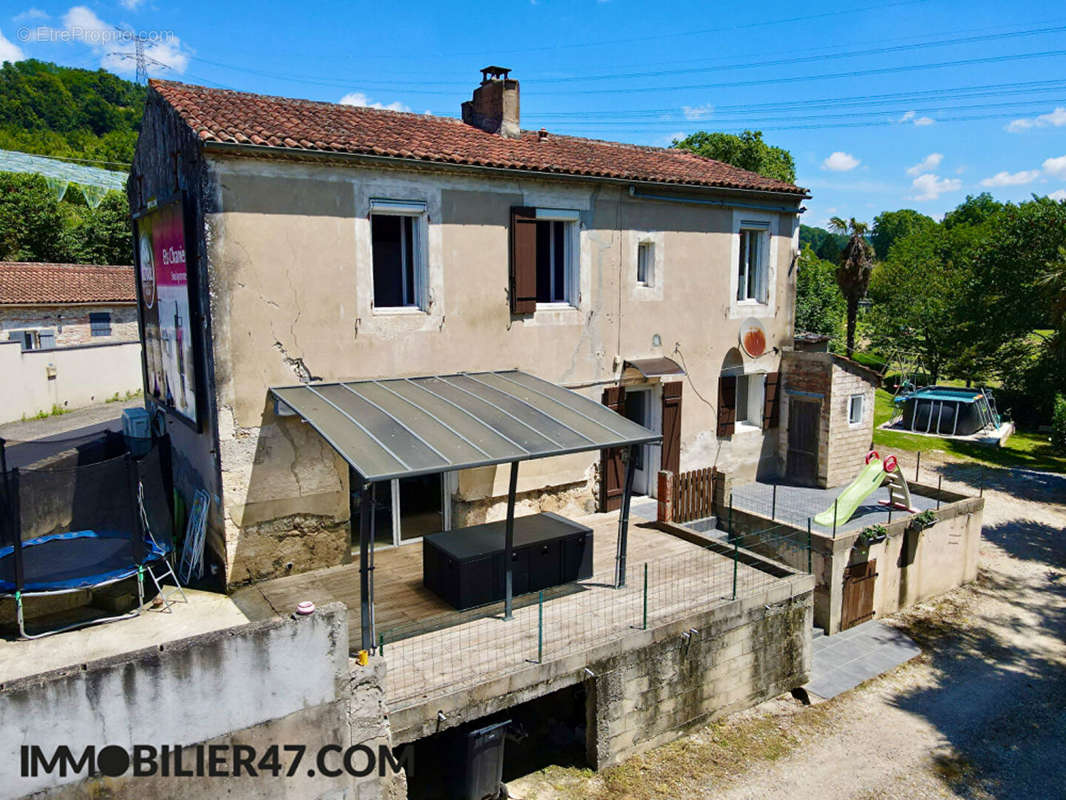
[535,48,1066,96]
[500,79,1066,119]
[533,24,1066,83]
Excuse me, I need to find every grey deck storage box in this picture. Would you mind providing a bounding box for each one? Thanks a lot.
[422,512,593,610]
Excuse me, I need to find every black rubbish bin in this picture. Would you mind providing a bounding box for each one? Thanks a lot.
[463,719,510,800]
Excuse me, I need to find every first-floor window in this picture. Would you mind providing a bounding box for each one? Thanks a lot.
[90,312,112,337]
[510,207,579,312]
[536,219,573,304]
[849,393,864,425]
[737,225,769,303]
[371,201,426,310]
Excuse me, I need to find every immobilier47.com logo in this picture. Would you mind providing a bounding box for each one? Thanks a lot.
[21,743,412,780]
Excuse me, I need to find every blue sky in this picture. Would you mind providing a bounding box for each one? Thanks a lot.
[4,0,1066,228]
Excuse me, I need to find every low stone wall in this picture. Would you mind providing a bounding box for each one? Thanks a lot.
[723,486,983,635]
[1,604,404,800]
[0,340,142,424]
[390,575,813,770]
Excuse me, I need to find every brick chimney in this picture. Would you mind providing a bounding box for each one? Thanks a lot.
[462,66,520,138]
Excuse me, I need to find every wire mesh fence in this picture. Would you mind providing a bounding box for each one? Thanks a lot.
[380,520,809,706]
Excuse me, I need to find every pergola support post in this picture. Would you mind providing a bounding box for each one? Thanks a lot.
[504,461,519,620]
[358,479,375,652]
[615,444,637,588]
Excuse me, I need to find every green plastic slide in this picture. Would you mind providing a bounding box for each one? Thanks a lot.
[813,457,887,528]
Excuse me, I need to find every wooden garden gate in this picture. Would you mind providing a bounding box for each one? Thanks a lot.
[841,559,878,630]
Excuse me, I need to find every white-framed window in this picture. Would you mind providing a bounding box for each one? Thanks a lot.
[370,199,428,310]
[637,240,654,286]
[848,393,864,425]
[534,208,579,307]
[735,373,766,428]
[737,224,769,303]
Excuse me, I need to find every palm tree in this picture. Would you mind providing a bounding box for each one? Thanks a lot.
[829,216,876,358]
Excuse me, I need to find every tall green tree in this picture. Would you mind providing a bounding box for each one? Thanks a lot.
[672,130,795,184]
[828,216,875,358]
[870,209,936,260]
[795,245,844,338]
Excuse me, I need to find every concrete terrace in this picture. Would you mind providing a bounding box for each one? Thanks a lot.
[0,589,251,685]
[233,509,810,709]
[730,479,940,535]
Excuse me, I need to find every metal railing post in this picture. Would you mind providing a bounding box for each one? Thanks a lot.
[728,492,734,538]
[732,534,739,600]
[642,563,648,631]
[807,518,812,575]
[832,498,838,539]
[937,475,943,510]
[378,632,384,655]
[915,451,921,483]
[537,590,543,663]
[771,483,777,521]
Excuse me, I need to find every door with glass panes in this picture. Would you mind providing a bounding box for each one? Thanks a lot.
[349,468,452,548]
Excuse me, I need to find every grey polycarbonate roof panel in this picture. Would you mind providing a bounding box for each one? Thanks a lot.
[270,370,661,482]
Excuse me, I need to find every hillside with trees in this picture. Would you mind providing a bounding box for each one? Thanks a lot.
[0,60,140,265]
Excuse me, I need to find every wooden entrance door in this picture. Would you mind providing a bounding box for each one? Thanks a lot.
[786,399,820,485]
[841,559,878,630]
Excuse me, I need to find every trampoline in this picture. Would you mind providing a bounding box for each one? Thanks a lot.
[0,439,184,638]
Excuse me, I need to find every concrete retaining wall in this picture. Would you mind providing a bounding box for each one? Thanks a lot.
[390,577,813,770]
[1,604,403,800]
[0,340,142,424]
[725,487,983,635]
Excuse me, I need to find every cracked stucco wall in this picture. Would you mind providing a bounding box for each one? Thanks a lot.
[184,152,798,587]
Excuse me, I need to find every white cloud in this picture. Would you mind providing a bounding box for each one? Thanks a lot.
[118,0,144,9]
[0,27,24,63]
[906,153,942,176]
[898,110,934,126]
[681,104,713,121]
[13,8,48,22]
[980,169,1042,187]
[38,7,189,75]
[822,151,860,172]
[1043,155,1066,179]
[1006,107,1066,133]
[910,173,961,201]
[1049,189,1066,202]
[339,92,410,113]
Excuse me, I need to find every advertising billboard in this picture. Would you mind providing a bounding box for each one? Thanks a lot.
[135,198,198,427]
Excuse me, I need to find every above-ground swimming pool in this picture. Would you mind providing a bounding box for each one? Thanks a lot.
[896,386,1000,437]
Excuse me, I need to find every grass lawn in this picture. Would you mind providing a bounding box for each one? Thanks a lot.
[872,388,1066,474]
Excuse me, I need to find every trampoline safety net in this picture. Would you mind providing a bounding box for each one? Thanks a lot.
[0,443,174,595]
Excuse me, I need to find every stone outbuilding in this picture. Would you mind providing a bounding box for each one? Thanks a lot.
[0,262,139,349]
[779,337,882,488]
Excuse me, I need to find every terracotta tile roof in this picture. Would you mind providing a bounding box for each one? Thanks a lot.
[0,262,135,305]
[150,80,807,196]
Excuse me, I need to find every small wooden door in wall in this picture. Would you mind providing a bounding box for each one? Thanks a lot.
[841,559,878,630]
[600,385,626,512]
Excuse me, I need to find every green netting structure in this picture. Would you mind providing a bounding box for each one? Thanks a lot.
[0,149,128,208]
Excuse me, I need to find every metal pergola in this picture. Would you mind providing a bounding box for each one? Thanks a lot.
[271,370,661,651]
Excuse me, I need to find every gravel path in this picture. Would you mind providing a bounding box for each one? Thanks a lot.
[706,459,1066,800]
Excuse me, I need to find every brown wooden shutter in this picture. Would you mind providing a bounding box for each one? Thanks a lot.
[661,381,682,476]
[762,371,780,429]
[599,385,626,512]
[510,206,537,314]
[717,375,737,437]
